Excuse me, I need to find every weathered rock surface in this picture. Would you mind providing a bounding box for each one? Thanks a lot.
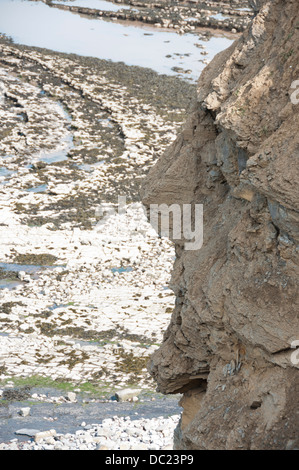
[142,0,299,450]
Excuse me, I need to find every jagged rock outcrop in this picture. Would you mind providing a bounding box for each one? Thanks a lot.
[142,0,299,450]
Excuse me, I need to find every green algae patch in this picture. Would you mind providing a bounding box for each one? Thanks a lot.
[114,348,151,376]
[0,375,115,399]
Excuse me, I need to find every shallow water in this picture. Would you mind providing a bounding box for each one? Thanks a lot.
[0,263,42,290]
[25,184,48,193]
[55,0,132,11]
[0,279,22,289]
[0,167,13,177]
[0,0,234,81]
[0,167,15,185]
[38,136,73,164]
[0,262,66,291]
[210,13,229,21]
[237,7,252,12]
[111,266,133,274]
[78,161,105,171]
[0,262,46,273]
[0,389,182,443]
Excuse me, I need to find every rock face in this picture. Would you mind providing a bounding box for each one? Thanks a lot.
[142,0,299,450]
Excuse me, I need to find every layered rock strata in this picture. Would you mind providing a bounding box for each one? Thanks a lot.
[142,0,299,450]
[46,0,253,33]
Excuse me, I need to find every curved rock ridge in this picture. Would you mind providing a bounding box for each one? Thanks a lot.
[142,0,299,450]
[46,0,254,33]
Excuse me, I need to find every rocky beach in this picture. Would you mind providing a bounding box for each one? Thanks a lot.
[3,0,290,453]
[0,34,192,448]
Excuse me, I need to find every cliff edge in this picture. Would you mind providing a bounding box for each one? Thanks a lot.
[142,0,299,450]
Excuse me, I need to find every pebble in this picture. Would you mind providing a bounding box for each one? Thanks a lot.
[34,429,57,443]
[1,415,180,450]
[66,392,77,403]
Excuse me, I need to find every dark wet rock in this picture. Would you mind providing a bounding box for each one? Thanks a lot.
[32,161,47,170]
[2,387,31,402]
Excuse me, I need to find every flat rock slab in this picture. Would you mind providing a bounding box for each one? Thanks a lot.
[114,388,142,402]
[15,428,40,437]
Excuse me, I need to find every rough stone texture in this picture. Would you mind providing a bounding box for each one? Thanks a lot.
[142,0,299,450]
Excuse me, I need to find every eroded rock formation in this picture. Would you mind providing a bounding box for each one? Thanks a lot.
[142,0,299,450]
